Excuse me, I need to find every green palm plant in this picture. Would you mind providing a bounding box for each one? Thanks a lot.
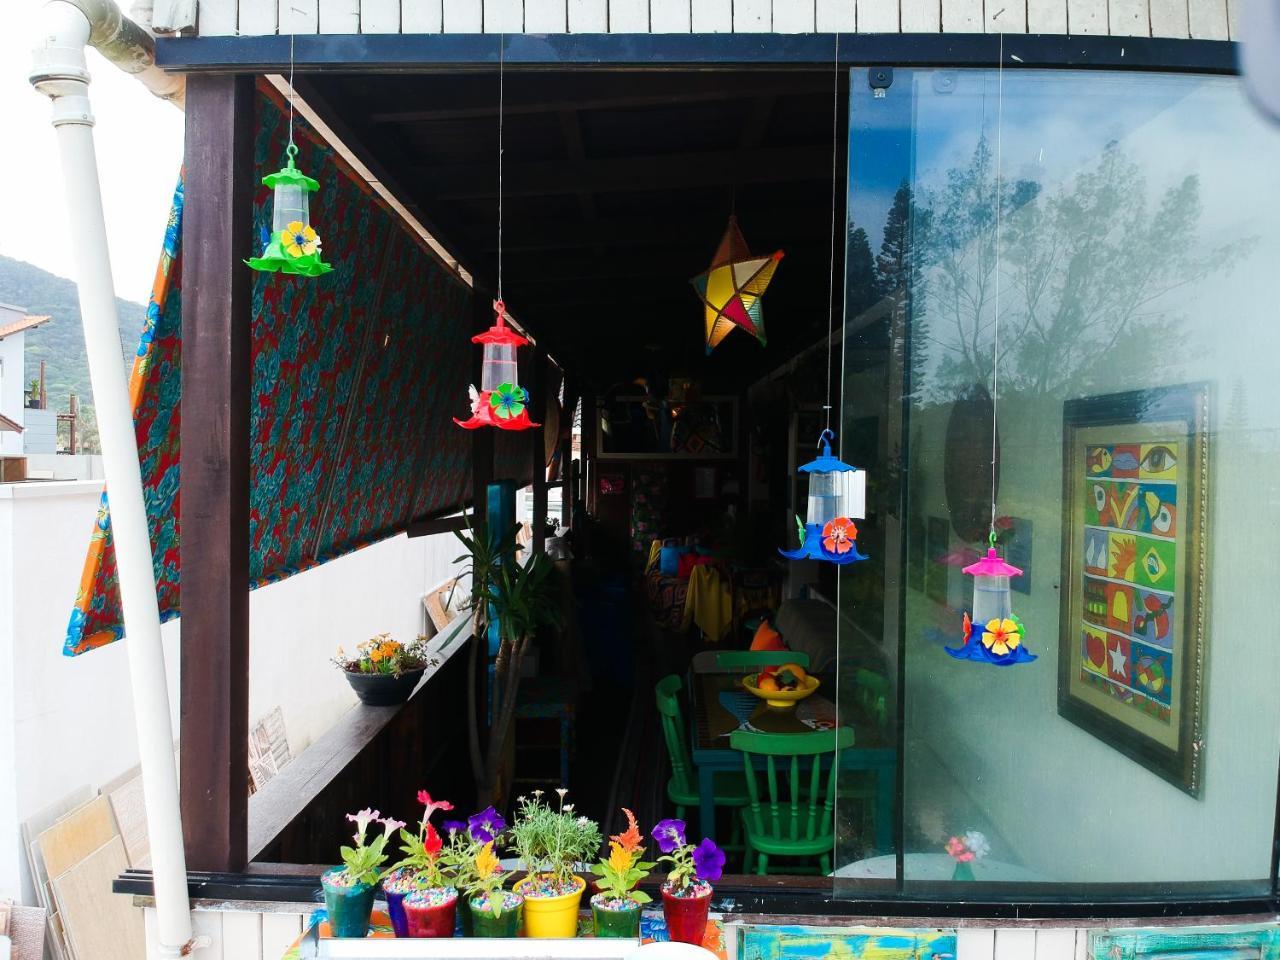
[455,518,562,807]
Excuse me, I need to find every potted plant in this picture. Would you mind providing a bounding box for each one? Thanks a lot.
[945,830,988,881]
[446,808,524,938]
[651,818,724,946]
[383,791,455,937]
[510,789,601,938]
[588,809,654,938]
[455,520,562,806]
[332,633,436,706]
[321,809,400,938]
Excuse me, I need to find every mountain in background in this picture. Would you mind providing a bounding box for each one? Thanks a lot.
[0,254,141,420]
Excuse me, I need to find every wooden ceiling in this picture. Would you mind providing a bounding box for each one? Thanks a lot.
[305,69,848,390]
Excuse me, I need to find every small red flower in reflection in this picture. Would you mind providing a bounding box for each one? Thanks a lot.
[821,517,858,555]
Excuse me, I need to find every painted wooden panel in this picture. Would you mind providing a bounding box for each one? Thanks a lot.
[222,912,264,960]
[1035,928,1078,960]
[567,0,608,29]
[993,928,1037,960]
[1026,0,1067,33]
[1188,0,1229,37]
[738,925,958,959]
[279,0,320,31]
[361,0,403,30]
[772,0,816,32]
[36,796,117,880]
[1109,0,1151,34]
[199,0,238,34]
[443,0,484,30]
[941,0,982,31]
[1148,0,1189,35]
[525,0,567,29]
[240,0,279,35]
[651,0,694,31]
[403,0,444,28]
[1089,925,1280,959]
[260,913,306,959]
[189,910,225,959]
[900,0,941,32]
[610,0,651,32]
[319,0,361,31]
[691,0,734,30]
[50,837,144,960]
[1067,0,1108,33]
[957,928,996,960]
[985,2,1026,32]
[734,0,774,30]
[485,0,524,30]
[858,0,900,31]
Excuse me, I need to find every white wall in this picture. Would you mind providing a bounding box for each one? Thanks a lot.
[0,479,465,905]
[0,306,25,458]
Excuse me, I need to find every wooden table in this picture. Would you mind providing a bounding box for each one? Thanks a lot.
[686,664,896,852]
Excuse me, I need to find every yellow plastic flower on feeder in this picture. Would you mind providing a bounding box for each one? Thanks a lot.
[981,618,1021,656]
[281,221,320,258]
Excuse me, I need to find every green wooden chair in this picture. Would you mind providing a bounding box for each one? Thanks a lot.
[714,650,811,672]
[654,675,749,842]
[730,726,854,876]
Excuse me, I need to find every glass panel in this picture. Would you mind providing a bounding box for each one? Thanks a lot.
[837,67,1280,901]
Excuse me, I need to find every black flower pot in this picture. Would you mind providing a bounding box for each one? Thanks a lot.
[343,668,424,706]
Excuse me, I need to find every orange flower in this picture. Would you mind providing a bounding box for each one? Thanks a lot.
[821,517,857,555]
[369,646,384,663]
[611,808,643,855]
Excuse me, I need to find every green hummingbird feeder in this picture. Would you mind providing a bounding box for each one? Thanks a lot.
[246,143,333,277]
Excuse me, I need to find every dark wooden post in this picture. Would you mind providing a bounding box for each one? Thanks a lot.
[471,290,494,524]
[180,74,254,873]
[530,348,548,555]
[560,375,578,532]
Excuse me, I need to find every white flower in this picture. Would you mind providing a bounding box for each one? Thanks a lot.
[577,816,591,826]
[963,830,990,860]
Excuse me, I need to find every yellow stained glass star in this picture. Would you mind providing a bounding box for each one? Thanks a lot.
[690,216,783,353]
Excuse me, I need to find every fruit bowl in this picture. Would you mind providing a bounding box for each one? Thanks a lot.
[741,673,820,709]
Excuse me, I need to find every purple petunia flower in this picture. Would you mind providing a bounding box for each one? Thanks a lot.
[469,806,506,843]
[652,818,687,854]
[442,820,466,835]
[692,837,725,882]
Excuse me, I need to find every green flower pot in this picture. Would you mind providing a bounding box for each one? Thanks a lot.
[321,869,376,938]
[468,895,523,937]
[591,896,641,938]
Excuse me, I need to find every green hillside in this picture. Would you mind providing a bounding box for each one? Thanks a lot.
[0,254,142,417]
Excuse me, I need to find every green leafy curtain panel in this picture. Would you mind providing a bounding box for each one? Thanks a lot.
[66,81,473,655]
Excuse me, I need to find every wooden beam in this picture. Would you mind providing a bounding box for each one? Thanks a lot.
[406,514,469,538]
[180,73,254,873]
[429,145,832,200]
[531,347,548,556]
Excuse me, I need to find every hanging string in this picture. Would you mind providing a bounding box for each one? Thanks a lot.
[497,33,506,303]
[823,31,841,438]
[988,22,1005,548]
[287,29,296,153]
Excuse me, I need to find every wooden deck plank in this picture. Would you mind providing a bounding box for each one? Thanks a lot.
[280,0,320,31]
[1067,0,1108,33]
[1148,0,1189,34]
[734,0,773,31]
[1027,0,1067,34]
[525,0,569,30]
[402,0,445,29]
[199,0,237,35]
[816,0,856,29]
[1109,0,1151,34]
[901,0,941,31]
[1188,0,1228,36]
[484,0,525,30]
[609,0,651,31]
[858,0,899,31]
[942,0,983,31]
[443,0,484,30]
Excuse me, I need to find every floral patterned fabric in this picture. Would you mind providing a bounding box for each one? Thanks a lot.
[65,82,473,655]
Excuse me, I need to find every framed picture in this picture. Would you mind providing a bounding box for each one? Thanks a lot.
[597,395,738,459]
[1058,383,1210,796]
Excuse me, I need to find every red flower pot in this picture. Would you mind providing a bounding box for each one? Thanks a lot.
[662,883,711,945]
[402,888,458,938]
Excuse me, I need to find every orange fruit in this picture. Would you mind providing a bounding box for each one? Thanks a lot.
[756,674,781,693]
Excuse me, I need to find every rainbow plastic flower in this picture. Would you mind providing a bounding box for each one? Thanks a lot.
[281,221,319,258]
[489,382,527,420]
[821,517,857,555]
[980,618,1021,656]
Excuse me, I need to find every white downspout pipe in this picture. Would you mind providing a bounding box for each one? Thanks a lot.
[29,3,197,956]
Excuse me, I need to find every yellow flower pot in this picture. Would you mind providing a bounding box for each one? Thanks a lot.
[514,875,585,938]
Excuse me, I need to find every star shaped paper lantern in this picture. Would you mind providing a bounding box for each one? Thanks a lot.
[690,215,783,354]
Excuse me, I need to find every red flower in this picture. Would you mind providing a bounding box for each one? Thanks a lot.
[423,822,443,857]
[821,517,858,555]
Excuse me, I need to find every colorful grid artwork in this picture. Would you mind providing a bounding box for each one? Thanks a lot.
[1076,443,1181,723]
[1058,385,1209,796]
[64,81,475,655]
